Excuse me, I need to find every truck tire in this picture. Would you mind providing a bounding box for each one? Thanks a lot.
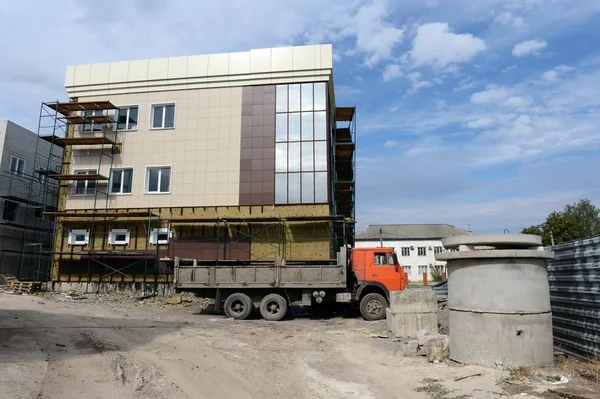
[223,293,253,320]
[259,294,288,321]
[359,293,387,321]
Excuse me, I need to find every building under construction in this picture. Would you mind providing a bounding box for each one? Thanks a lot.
[0,120,63,281]
[24,44,356,293]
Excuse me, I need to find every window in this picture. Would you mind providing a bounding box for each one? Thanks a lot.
[81,110,103,132]
[146,166,171,193]
[10,156,25,176]
[109,168,133,194]
[401,247,410,256]
[434,246,444,254]
[37,167,47,184]
[68,229,90,245]
[117,106,138,130]
[275,82,328,205]
[108,229,130,245]
[403,265,412,275]
[374,253,387,265]
[418,265,428,274]
[150,228,171,245]
[151,104,175,129]
[2,201,17,221]
[418,247,427,256]
[73,170,97,195]
[34,207,44,219]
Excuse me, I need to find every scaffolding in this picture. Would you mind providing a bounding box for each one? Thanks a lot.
[0,105,64,281]
[332,106,356,253]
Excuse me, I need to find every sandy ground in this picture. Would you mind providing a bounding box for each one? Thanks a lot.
[0,292,593,399]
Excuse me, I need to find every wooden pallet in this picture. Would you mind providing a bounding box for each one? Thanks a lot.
[11,282,37,294]
[0,274,18,287]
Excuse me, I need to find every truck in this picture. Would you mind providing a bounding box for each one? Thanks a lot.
[173,246,407,321]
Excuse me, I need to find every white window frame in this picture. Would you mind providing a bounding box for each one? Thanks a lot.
[401,247,410,256]
[73,169,97,196]
[10,156,25,176]
[417,246,427,256]
[150,103,176,130]
[145,166,171,194]
[116,105,139,131]
[108,229,130,245]
[418,265,428,274]
[68,229,90,246]
[109,167,134,195]
[403,265,412,275]
[150,228,171,245]
[80,110,103,133]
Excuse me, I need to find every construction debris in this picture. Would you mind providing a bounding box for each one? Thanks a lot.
[455,373,483,382]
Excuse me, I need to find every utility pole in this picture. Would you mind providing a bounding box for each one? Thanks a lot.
[379,227,383,247]
[550,232,555,246]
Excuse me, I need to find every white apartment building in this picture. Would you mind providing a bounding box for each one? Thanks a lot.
[355,224,470,282]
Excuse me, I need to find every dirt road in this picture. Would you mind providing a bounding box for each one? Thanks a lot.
[0,292,561,398]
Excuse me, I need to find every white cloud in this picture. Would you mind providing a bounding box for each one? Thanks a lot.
[467,116,495,129]
[503,96,530,108]
[542,65,574,82]
[495,11,526,29]
[453,77,478,92]
[351,0,405,66]
[512,39,547,57]
[310,0,405,67]
[471,85,511,104]
[406,72,433,94]
[409,80,433,94]
[410,22,486,68]
[382,64,402,81]
[384,140,397,147]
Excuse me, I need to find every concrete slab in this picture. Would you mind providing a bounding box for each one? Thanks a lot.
[389,288,437,314]
[441,234,541,249]
[387,309,438,338]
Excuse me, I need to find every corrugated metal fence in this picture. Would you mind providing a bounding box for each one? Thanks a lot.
[432,279,448,302]
[547,236,600,360]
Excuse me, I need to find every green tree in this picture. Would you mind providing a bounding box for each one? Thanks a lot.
[521,199,600,246]
[430,264,444,282]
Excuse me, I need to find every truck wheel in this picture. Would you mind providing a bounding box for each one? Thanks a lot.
[224,293,253,320]
[259,294,288,321]
[359,293,387,321]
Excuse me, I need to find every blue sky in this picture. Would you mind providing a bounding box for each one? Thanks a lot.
[1,0,599,233]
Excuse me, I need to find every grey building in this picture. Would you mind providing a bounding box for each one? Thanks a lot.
[0,120,62,278]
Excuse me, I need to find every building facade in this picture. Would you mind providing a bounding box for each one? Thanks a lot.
[355,224,469,282]
[0,120,62,278]
[45,44,355,289]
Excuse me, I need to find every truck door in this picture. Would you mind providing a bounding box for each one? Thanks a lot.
[370,251,405,292]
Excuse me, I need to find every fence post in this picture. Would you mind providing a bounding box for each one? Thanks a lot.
[423,272,428,286]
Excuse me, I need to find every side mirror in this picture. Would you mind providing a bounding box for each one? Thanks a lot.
[395,264,399,273]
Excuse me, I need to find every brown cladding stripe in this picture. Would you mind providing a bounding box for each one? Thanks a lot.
[239,85,276,206]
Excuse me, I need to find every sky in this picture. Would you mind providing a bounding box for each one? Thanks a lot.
[0,0,599,233]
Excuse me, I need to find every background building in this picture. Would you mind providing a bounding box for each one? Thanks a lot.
[35,44,355,291]
[0,120,62,278]
[355,224,469,282]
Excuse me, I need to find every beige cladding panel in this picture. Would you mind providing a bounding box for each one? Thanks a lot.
[65,87,243,210]
[65,44,333,98]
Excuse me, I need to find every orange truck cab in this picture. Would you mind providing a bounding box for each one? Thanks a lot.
[347,247,408,320]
